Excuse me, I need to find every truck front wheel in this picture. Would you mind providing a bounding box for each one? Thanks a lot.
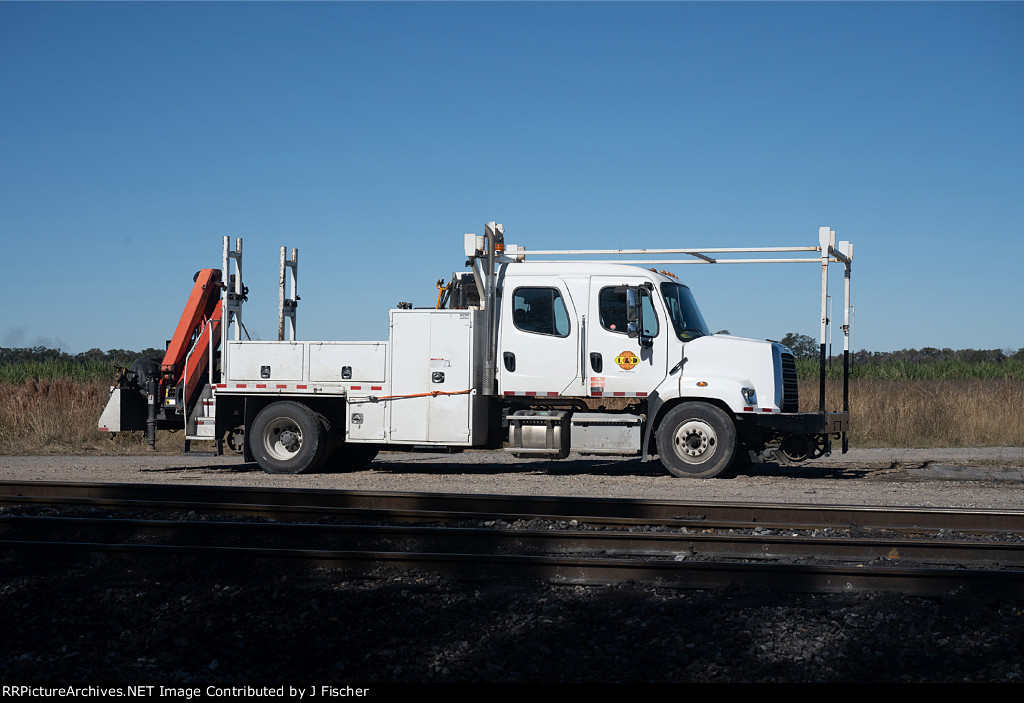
[656,402,736,479]
[250,401,328,474]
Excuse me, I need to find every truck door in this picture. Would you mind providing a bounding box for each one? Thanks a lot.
[586,277,668,398]
[497,280,581,396]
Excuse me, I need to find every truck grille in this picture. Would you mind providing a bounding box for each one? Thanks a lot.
[780,352,799,413]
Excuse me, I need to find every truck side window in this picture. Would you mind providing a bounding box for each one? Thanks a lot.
[599,287,658,336]
[512,287,570,337]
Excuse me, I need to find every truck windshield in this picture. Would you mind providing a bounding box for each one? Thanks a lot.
[660,282,710,341]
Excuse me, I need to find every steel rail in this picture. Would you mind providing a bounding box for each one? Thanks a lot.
[3,536,1023,599]
[1,480,1022,535]
[2,515,1023,567]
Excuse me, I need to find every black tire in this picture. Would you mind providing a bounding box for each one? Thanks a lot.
[324,442,380,471]
[656,402,736,478]
[250,401,328,474]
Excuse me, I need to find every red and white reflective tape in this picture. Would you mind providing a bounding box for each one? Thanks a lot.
[503,391,560,397]
[590,391,649,397]
[742,407,778,413]
[214,383,381,392]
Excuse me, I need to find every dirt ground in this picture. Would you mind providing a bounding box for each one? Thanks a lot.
[2,446,1023,509]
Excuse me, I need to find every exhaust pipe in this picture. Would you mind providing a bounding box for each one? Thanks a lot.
[482,222,503,397]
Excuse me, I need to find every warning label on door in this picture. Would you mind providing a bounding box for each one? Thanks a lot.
[615,351,639,370]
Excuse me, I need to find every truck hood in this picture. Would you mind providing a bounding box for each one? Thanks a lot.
[685,333,781,357]
[673,334,785,411]
[692,333,778,354]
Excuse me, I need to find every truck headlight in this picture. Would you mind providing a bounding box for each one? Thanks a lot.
[741,387,756,404]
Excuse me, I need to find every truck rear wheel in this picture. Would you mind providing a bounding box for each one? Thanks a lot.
[656,402,736,479]
[250,401,328,474]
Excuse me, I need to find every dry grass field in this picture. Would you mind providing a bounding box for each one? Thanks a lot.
[801,378,1024,448]
[0,379,156,455]
[0,377,1020,455]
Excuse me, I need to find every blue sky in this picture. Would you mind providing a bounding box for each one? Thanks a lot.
[2,1,1022,355]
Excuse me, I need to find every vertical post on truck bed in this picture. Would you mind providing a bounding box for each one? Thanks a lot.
[278,246,298,341]
[221,236,244,377]
[818,227,832,414]
[839,239,853,453]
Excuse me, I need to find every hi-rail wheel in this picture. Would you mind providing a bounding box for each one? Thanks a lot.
[250,401,329,474]
[656,401,736,478]
[223,426,245,455]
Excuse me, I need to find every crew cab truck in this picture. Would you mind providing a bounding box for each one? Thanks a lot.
[99,223,853,478]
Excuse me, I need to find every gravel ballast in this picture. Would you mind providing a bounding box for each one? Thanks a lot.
[2,448,1023,684]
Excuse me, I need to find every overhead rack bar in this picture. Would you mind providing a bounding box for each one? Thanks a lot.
[519,257,829,265]
[515,244,849,266]
[524,245,819,255]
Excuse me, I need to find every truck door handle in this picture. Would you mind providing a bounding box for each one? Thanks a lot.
[590,352,603,373]
[503,352,516,372]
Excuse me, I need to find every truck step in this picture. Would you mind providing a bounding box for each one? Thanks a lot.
[188,416,217,438]
[183,438,224,456]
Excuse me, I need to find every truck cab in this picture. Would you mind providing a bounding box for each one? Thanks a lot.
[494,261,805,477]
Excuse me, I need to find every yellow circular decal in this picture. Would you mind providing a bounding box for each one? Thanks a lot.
[615,351,640,370]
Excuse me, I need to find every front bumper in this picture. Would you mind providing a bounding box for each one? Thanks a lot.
[752,412,849,435]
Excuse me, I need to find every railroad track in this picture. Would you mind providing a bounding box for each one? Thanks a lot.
[1,480,1023,597]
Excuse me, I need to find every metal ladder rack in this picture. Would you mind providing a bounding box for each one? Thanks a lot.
[504,227,855,450]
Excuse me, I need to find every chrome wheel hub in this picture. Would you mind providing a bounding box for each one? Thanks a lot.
[263,418,302,460]
[673,420,718,463]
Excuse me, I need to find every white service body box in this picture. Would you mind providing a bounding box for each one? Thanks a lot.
[309,342,387,383]
[387,309,487,445]
[225,341,304,382]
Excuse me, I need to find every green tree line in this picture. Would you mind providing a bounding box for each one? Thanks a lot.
[778,333,1024,380]
[0,346,164,383]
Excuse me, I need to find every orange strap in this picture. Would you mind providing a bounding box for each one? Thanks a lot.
[369,389,472,401]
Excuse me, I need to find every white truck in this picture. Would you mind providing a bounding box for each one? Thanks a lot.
[99,223,853,478]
